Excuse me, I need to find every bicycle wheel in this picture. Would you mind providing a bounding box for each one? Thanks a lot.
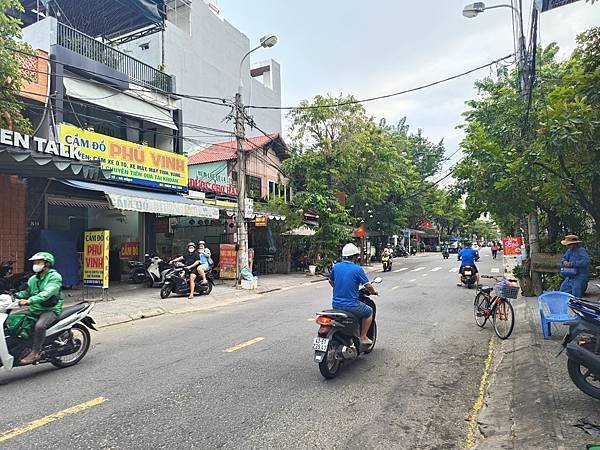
[492,299,515,339]
[473,292,489,327]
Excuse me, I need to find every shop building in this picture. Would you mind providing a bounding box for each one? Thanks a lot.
[8,2,219,285]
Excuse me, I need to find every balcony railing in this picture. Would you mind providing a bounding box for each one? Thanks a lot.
[57,22,172,92]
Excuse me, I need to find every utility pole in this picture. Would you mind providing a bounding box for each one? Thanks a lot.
[235,92,248,280]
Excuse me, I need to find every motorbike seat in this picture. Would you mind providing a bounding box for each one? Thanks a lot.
[318,309,359,323]
[480,286,493,294]
[51,303,89,326]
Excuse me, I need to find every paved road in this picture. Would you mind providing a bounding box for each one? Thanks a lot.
[1,250,504,449]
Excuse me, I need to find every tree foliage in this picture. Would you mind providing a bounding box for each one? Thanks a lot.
[0,0,32,132]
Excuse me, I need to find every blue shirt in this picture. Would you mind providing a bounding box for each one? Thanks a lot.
[198,251,209,265]
[329,261,369,308]
[561,245,590,277]
[459,248,478,266]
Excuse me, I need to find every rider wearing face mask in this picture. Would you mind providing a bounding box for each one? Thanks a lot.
[170,242,201,299]
[15,252,64,364]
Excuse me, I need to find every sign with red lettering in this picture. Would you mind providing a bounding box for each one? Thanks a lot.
[219,244,237,279]
[189,178,239,196]
[59,124,188,192]
[502,236,523,256]
[83,230,110,288]
[120,242,139,259]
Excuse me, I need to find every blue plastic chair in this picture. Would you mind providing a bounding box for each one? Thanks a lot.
[537,291,579,339]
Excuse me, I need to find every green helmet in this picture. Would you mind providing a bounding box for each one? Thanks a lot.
[29,251,55,266]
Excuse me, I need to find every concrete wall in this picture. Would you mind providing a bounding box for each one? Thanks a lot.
[120,0,282,152]
[21,17,57,53]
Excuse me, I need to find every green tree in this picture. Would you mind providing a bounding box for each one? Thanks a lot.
[0,0,32,132]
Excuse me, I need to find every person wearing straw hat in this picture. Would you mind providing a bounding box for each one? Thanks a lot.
[559,234,590,298]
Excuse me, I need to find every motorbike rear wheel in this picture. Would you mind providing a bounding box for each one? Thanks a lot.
[567,343,600,400]
[160,284,172,299]
[50,324,91,368]
[319,339,342,379]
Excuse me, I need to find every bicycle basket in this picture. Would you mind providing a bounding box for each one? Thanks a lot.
[494,283,520,299]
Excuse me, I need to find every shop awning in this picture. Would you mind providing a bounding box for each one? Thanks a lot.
[283,225,316,236]
[61,180,220,219]
[64,77,177,130]
[0,145,105,179]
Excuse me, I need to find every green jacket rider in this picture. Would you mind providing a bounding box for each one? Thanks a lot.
[14,251,64,364]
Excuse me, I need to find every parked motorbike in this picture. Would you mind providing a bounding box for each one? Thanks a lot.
[0,294,96,372]
[313,277,382,379]
[560,296,600,400]
[160,262,214,298]
[460,265,477,288]
[397,247,409,258]
[381,254,392,272]
[128,259,148,284]
[145,255,172,288]
[0,261,32,293]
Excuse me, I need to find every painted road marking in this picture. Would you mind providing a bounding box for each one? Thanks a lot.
[430,267,442,272]
[465,338,495,449]
[307,318,315,321]
[392,285,400,290]
[393,268,408,273]
[411,267,425,272]
[491,268,500,273]
[449,268,459,273]
[422,274,428,277]
[224,337,265,353]
[408,279,417,283]
[0,397,107,443]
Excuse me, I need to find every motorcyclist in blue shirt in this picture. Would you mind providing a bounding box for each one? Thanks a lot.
[457,242,480,286]
[329,243,378,346]
[559,234,590,298]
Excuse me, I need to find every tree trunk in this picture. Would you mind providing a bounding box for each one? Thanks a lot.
[528,210,543,295]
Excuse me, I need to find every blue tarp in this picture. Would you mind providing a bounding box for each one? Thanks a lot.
[31,229,80,287]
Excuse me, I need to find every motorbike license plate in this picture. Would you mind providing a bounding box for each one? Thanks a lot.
[464,271,472,276]
[313,337,329,352]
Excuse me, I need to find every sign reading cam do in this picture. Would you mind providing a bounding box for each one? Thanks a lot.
[83,230,110,288]
[59,124,188,192]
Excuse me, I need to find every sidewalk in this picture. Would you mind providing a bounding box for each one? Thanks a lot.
[63,266,379,329]
[476,284,600,449]
[63,272,332,329]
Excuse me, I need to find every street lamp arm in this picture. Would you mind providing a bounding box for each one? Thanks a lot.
[484,3,519,13]
[238,44,263,94]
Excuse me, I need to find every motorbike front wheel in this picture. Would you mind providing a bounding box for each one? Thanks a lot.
[50,324,91,368]
[567,344,600,400]
[160,284,172,299]
[199,282,213,295]
[319,339,342,379]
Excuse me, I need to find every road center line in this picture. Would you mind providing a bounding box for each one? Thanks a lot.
[411,267,425,272]
[491,268,500,273]
[449,267,459,273]
[430,267,442,272]
[224,337,265,353]
[392,285,400,290]
[422,273,428,277]
[393,268,408,273]
[408,278,417,283]
[0,397,108,443]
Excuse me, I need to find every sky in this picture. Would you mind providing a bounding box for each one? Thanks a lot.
[215,0,600,173]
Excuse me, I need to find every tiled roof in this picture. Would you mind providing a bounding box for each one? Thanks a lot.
[188,134,284,165]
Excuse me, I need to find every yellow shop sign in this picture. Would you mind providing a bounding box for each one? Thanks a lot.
[59,124,188,192]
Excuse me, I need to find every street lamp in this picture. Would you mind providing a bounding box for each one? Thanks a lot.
[462,2,518,18]
[235,34,278,281]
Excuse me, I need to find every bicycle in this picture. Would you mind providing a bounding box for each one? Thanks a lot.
[473,275,519,339]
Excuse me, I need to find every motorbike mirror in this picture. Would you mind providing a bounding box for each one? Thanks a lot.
[372,277,383,284]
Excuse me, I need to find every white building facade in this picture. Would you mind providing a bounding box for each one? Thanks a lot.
[121,0,283,153]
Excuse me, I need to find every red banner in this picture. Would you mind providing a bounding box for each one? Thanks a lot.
[120,242,140,259]
[219,244,237,279]
[501,237,523,256]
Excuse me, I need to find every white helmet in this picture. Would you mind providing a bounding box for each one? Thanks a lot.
[342,243,360,258]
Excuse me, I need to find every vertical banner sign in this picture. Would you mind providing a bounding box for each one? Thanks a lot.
[501,236,523,256]
[536,0,580,12]
[83,230,110,288]
[219,244,237,279]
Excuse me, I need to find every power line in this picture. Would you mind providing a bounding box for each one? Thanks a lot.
[245,54,515,110]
